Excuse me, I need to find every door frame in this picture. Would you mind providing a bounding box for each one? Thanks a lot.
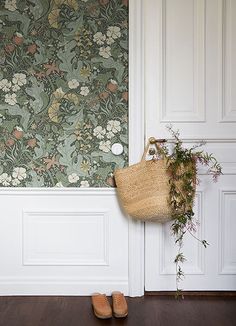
[128,0,145,297]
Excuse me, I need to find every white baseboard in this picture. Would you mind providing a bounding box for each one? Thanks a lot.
[0,277,128,296]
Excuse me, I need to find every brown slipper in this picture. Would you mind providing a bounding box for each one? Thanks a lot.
[91,293,112,319]
[112,291,128,318]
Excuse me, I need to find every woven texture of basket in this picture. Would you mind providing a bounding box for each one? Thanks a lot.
[114,139,173,222]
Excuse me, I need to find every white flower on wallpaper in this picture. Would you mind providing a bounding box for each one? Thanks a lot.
[12,167,27,180]
[68,79,79,89]
[106,37,115,45]
[12,73,27,86]
[68,173,79,184]
[107,120,121,134]
[12,178,21,186]
[106,131,115,139]
[80,86,89,96]
[93,126,106,139]
[4,0,17,11]
[11,84,20,92]
[5,93,17,105]
[0,173,12,186]
[80,180,90,187]
[99,46,111,58]
[0,79,12,92]
[99,140,111,153]
[93,32,106,45]
[107,26,121,39]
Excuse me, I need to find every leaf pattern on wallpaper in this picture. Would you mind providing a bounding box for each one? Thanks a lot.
[0,0,128,187]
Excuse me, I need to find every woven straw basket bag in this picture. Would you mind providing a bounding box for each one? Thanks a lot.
[114,138,173,223]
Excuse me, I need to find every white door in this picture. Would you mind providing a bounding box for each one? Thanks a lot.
[145,0,236,291]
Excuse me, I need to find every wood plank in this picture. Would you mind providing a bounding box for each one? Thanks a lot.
[0,296,235,326]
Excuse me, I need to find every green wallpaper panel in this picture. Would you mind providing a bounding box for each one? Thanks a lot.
[0,0,128,187]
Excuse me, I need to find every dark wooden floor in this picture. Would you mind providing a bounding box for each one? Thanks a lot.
[0,296,235,326]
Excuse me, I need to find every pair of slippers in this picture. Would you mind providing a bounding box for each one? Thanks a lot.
[91,291,128,319]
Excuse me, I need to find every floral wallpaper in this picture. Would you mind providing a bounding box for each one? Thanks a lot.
[0,0,128,187]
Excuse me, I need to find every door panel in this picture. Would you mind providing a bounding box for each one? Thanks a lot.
[145,0,236,291]
[145,0,236,139]
[146,173,236,291]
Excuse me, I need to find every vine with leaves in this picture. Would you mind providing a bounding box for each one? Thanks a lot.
[153,126,222,298]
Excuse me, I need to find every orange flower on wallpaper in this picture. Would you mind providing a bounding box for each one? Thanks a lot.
[44,156,60,170]
[44,62,61,76]
[27,44,37,55]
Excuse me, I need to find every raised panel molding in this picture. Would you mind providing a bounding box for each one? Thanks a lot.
[219,190,236,274]
[220,0,236,122]
[160,191,205,275]
[161,0,206,122]
[23,211,109,266]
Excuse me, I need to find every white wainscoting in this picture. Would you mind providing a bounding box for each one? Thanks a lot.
[0,189,129,295]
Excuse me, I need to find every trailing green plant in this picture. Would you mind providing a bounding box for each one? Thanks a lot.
[153,125,222,298]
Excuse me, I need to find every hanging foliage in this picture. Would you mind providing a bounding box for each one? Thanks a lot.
[152,126,222,298]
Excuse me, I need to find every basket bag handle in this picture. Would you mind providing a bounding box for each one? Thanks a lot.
[141,137,167,161]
